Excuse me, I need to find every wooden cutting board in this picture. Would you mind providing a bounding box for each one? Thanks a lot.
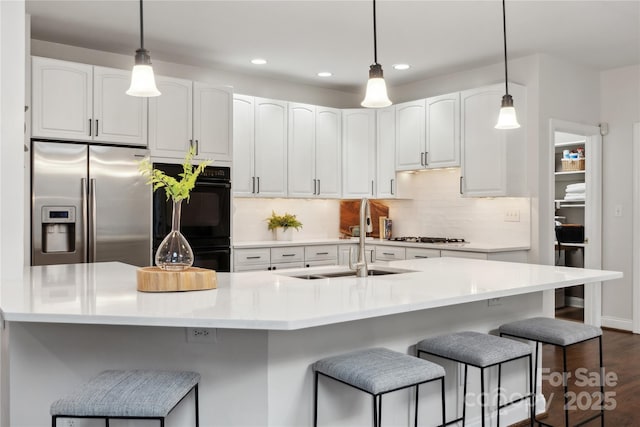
[339,200,389,238]
[137,267,217,292]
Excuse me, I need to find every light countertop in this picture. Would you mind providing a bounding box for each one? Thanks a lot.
[233,238,530,253]
[0,260,620,330]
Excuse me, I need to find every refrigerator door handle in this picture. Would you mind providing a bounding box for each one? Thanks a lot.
[81,178,89,263]
[89,178,97,262]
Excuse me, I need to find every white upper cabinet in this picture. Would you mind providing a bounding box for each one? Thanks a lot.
[288,103,341,198]
[193,82,233,162]
[425,92,460,168]
[395,100,425,171]
[148,76,192,157]
[376,106,396,198]
[314,107,342,198]
[32,57,147,146]
[460,83,527,197]
[342,109,376,198]
[149,79,232,162]
[32,57,93,140]
[234,95,287,197]
[395,94,460,171]
[233,95,256,196]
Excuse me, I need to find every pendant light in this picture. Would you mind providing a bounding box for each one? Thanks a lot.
[495,0,520,129]
[361,0,391,108]
[126,0,160,97]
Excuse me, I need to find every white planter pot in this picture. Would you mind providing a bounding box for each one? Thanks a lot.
[275,228,293,241]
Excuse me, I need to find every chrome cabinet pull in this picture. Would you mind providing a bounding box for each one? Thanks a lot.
[371,180,374,196]
[246,256,261,259]
[317,179,320,195]
[391,179,395,195]
[282,253,296,257]
[425,151,429,165]
[459,176,463,194]
[88,119,92,136]
[195,140,199,156]
[316,252,329,255]
[252,176,256,194]
[256,176,260,194]
[95,120,99,137]
[313,179,317,195]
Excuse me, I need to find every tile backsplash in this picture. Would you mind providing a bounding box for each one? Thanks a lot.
[233,168,530,246]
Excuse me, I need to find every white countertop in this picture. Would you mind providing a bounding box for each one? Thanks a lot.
[0,260,620,330]
[233,238,530,253]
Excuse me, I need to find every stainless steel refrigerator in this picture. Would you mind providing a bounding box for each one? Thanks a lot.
[31,140,151,267]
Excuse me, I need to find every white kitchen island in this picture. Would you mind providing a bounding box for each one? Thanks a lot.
[0,259,621,427]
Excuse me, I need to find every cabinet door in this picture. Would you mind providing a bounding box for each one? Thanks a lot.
[233,95,255,196]
[342,109,376,198]
[254,97,287,197]
[193,83,233,162]
[460,83,526,197]
[315,107,342,198]
[288,103,316,197]
[148,76,192,158]
[425,92,460,168]
[32,57,93,141]
[93,66,147,146]
[376,107,396,198]
[395,100,425,171]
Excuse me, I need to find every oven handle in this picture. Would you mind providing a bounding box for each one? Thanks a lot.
[194,182,232,189]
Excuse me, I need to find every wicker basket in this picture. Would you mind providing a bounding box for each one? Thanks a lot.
[561,158,585,171]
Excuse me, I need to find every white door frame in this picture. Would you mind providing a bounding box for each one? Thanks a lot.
[548,119,603,326]
[633,123,640,333]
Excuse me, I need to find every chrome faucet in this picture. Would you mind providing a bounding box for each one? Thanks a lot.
[349,198,372,277]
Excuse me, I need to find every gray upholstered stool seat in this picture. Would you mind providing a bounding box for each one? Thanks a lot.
[498,316,602,346]
[51,370,200,427]
[417,331,532,367]
[417,331,534,427]
[500,317,605,427]
[313,347,446,427]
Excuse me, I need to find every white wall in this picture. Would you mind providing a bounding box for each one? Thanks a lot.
[31,40,360,108]
[600,65,640,329]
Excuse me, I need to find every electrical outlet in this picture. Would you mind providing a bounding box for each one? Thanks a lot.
[186,327,217,344]
[504,210,520,222]
[487,298,502,306]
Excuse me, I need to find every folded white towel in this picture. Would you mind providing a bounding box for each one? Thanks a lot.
[566,183,585,191]
[564,193,585,201]
[565,187,585,194]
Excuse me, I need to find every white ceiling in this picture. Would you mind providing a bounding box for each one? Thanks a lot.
[26,0,640,93]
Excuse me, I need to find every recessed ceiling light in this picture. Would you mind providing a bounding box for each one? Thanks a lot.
[393,64,411,71]
[251,58,267,65]
[317,72,333,77]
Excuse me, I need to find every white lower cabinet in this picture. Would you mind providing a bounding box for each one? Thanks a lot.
[373,246,406,261]
[338,245,375,266]
[234,245,339,271]
[405,248,441,259]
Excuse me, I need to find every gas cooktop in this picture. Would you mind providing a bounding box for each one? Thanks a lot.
[387,237,467,244]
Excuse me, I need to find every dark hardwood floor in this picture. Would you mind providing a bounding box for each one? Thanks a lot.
[532,327,640,426]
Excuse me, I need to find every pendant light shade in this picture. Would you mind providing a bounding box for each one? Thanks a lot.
[361,0,391,108]
[495,0,519,129]
[127,0,160,97]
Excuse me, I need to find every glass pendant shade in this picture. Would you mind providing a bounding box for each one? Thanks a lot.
[127,48,160,97]
[495,94,520,129]
[361,64,392,108]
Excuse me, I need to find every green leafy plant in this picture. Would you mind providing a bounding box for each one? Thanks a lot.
[266,211,303,231]
[138,146,211,201]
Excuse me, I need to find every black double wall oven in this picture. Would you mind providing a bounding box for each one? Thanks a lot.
[152,163,231,272]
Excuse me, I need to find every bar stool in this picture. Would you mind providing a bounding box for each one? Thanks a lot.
[499,317,604,427]
[313,347,446,427]
[51,370,200,426]
[417,331,534,427]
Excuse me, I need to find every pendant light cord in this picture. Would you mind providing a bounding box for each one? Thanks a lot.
[372,0,378,64]
[139,0,145,50]
[502,0,509,96]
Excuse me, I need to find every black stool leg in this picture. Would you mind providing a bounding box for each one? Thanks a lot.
[51,416,56,427]
[372,395,378,427]
[462,364,468,427]
[194,384,200,427]
[529,354,535,426]
[440,377,446,427]
[562,346,569,427]
[160,418,165,427]
[415,383,420,427]
[498,363,502,427]
[314,371,319,427]
[598,336,604,427]
[480,367,486,427]
[534,341,540,425]
[378,395,382,427]
[105,418,109,426]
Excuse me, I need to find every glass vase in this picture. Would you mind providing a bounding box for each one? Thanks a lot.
[155,199,194,271]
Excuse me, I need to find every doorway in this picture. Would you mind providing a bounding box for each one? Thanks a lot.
[549,120,602,326]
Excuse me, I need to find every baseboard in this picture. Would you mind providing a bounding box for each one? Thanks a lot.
[601,315,633,331]
[565,296,584,308]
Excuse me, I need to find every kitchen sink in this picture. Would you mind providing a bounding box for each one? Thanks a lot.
[286,267,417,280]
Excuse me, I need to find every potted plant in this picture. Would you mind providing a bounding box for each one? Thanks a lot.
[266,211,303,241]
[139,147,210,270]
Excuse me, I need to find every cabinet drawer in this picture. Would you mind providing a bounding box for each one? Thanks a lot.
[374,246,406,261]
[234,263,270,272]
[271,246,304,263]
[304,245,338,262]
[234,248,271,266]
[405,248,441,259]
[270,261,305,271]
